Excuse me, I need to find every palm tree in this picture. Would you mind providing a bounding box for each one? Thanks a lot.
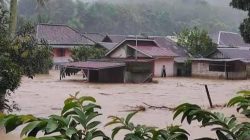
[9,0,48,37]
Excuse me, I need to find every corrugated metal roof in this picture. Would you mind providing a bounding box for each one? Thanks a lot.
[63,61,125,70]
[82,33,105,43]
[151,36,189,57]
[210,31,250,47]
[103,35,127,43]
[192,58,242,62]
[128,45,178,58]
[218,48,250,60]
[98,42,118,50]
[36,24,94,45]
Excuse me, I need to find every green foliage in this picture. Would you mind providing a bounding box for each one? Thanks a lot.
[177,27,217,57]
[12,22,53,76]
[1,91,250,140]
[230,0,250,13]
[0,9,20,92]
[18,0,246,35]
[230,0,250,43]
[0,7,53,111]
[239,18,250,43]
[173,103,250,140]
[71,45,107,62]
[106,111,189,140]
[0,93,109,140]
[228,90,250,118]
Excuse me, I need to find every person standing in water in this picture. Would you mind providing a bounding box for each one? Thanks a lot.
[161,65,166,77]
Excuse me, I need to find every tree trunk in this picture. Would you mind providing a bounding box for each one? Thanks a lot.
[9,0,17,37]
[0,93,5,113]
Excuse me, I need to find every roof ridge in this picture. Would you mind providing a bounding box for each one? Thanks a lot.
[82,32,105,36]
[37,23,81,35]
[36,23,95,45]
[219,31,239,35]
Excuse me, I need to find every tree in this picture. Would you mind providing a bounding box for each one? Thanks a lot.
[9,0,17,37]
[71,45,107,62]
[9,0,48,37]
[0,8,52,112]
[18,0,245,35]
[230,0,250,43]
[177,27,217,57]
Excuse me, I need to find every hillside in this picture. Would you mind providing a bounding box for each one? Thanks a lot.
[18,0,247,35]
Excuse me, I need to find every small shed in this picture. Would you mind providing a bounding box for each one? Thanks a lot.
[192,58,247,80]
[60,61,126,83]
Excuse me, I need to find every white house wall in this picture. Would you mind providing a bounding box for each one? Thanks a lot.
[154,58,174,77]
[192,62,226,78]
[110,47,127,58]
[110,46,148,58]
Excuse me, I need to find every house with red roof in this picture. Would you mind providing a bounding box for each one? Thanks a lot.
[36,24,95,65]
[105,38,178,78]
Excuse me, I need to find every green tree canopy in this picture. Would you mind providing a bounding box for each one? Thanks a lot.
[17,0,246,35]
[230,0,250,43]
[177,27,217,57]
[71,45,107,62]
[0,8,52,112]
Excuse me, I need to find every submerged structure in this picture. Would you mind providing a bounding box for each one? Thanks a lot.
[60,61,125,83]
[192,58,247,80]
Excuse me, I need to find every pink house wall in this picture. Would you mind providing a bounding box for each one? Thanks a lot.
[53,48,71,57]
[154,58,175,77]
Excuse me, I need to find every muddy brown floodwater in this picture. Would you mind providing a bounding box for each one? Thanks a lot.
[1,70,250,139]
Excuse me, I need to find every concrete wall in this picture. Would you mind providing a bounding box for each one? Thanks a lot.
[192,61,226,78]
[192,61,247,79]
[124,62,154,83]
[110,45,148,58]
[227,72,247,80]
[154,58,175,77]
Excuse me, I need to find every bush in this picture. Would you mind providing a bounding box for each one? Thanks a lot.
[71,45,107,62]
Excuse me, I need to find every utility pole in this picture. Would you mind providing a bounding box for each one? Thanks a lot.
[135,35,138,60]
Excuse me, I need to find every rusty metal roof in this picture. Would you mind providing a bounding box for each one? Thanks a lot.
[36,24,94,45]
[210,31,250,47]
[63,61,125,70]
[128,45,178,58]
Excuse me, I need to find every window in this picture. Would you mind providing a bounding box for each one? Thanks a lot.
[209,62,234,72]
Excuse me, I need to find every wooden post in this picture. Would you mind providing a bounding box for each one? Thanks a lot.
[225,62,228,79]
[59,68,62,80]
[205,85,213,108]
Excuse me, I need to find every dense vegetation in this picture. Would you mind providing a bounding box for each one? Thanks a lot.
[1,91,250,140]
[71,46,107,62]
[230,0,250,43]
[177,27,217,57]
[0,7,52,112]
[18,0,247,35]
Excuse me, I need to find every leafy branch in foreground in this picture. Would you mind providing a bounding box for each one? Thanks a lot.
[0,93,109,140]
[1,91,250,140]
[173,103,250,140]
[106,111,189,140]
[228,90,250,118]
